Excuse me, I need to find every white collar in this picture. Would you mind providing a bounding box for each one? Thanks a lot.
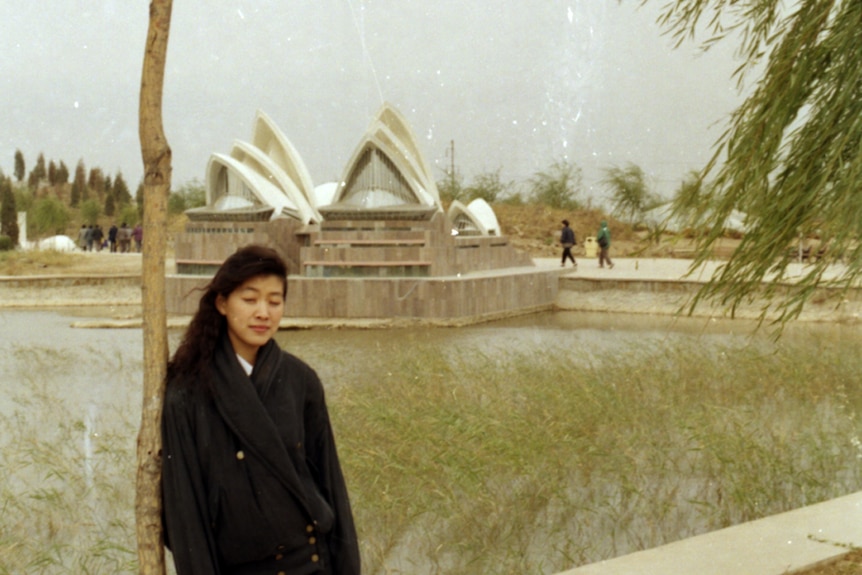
[236,354,254,376]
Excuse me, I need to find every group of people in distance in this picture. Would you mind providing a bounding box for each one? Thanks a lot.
[560,219,614,269]
[77,222,142,253]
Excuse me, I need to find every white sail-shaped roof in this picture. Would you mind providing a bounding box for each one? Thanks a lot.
[205,154,304,221]
[196,110,321,223]
[327,103,441,211]
[466,198,501,236]
[448,200,486,235]
[249,110,318,212]
[230,140,319,224]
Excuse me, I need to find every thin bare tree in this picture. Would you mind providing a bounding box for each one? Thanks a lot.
[136,0,173,573]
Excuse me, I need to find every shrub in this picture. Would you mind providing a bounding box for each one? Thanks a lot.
[0,234,14,251]
[168,178,207,215]
[464,168,511,204]
[80,198,102,225]
[30,196,70,235]
[529,160,583,210]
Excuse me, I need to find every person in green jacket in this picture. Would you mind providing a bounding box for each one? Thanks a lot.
[596,221,614,269]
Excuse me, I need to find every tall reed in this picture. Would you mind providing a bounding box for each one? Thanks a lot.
[330,335,862,574]
[1,332,860,574]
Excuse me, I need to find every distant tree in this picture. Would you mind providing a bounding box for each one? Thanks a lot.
[31,196,70,236]
[1,177,19,246]
[529,159,583,210]
[104,174,115,215]
[57,161,70,185]
[437,171,464,204]
[80,198,102,225]
[71,160,87,207]
[104,191,116,217]
[603,163,661,226]
[120,204,140,226]
[113,172,132,205]
[656,0,862,321]
[88,167,106,200]
[28,153,47,189]
[48,160,58,186]
[14,150,25,182]
[464,168,511,204]
[136,181,145,217]
[168,179,206,215]
[13,186,34,213]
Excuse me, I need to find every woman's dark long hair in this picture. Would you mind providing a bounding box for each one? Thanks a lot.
[167,244,288,386]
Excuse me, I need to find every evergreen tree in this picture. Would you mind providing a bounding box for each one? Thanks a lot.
[657,0,862,321]
[135,180,145,217]
[113,172,132,205]
[88,167,105,200]
[71,159,87,208]
[35,153,46,179]
[57,161,70,185]
[48,160,57,186]
[105,189,116,217]
[1,177,19,246]
[14,150,25,182]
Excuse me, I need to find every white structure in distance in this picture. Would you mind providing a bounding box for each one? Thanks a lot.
[195,103,500,235]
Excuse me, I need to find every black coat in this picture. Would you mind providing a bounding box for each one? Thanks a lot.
[162,336,361,575]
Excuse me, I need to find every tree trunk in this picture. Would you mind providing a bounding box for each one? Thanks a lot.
[136,1,173,573]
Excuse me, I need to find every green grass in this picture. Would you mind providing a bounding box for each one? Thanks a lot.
[1,334,860,574]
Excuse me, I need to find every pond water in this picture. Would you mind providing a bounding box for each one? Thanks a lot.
[1,307,860,420]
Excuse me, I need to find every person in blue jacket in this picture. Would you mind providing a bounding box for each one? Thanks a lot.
[559,219,577,268]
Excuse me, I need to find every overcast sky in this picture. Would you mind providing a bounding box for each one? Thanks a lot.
[1,1,746,203]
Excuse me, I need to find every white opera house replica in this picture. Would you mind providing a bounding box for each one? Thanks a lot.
[167,103,560,321]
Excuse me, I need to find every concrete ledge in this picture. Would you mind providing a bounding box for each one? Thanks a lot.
[556,491,862,575]
[0,274,140,288]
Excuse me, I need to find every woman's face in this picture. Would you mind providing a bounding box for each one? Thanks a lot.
[215,274,285,365]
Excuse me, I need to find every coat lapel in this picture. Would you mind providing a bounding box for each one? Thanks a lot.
[210,336,312,514]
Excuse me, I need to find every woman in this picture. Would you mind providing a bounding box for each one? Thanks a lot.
[162,245,361,575]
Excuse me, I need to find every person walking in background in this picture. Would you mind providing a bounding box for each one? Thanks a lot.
[92,225,105,252]
[161,245,361,575]
[132,223,143,252]
[85,225,95,251]
[597,220,614,269]
[117,223,132,253]
[559,219,577,268]
[78,225,88,251]
[108,223,118,253]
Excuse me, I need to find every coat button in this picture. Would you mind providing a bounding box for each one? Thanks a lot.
[236,450,245,460]
[311,554,320,563]
[308,536,316,545]
[275,553,283,560]
[278,571,286,575]
[306,524,314,533]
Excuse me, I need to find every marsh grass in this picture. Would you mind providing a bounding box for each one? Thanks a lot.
[331,336,862,574]
[2,334,861,574]
[0,347,139,574]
